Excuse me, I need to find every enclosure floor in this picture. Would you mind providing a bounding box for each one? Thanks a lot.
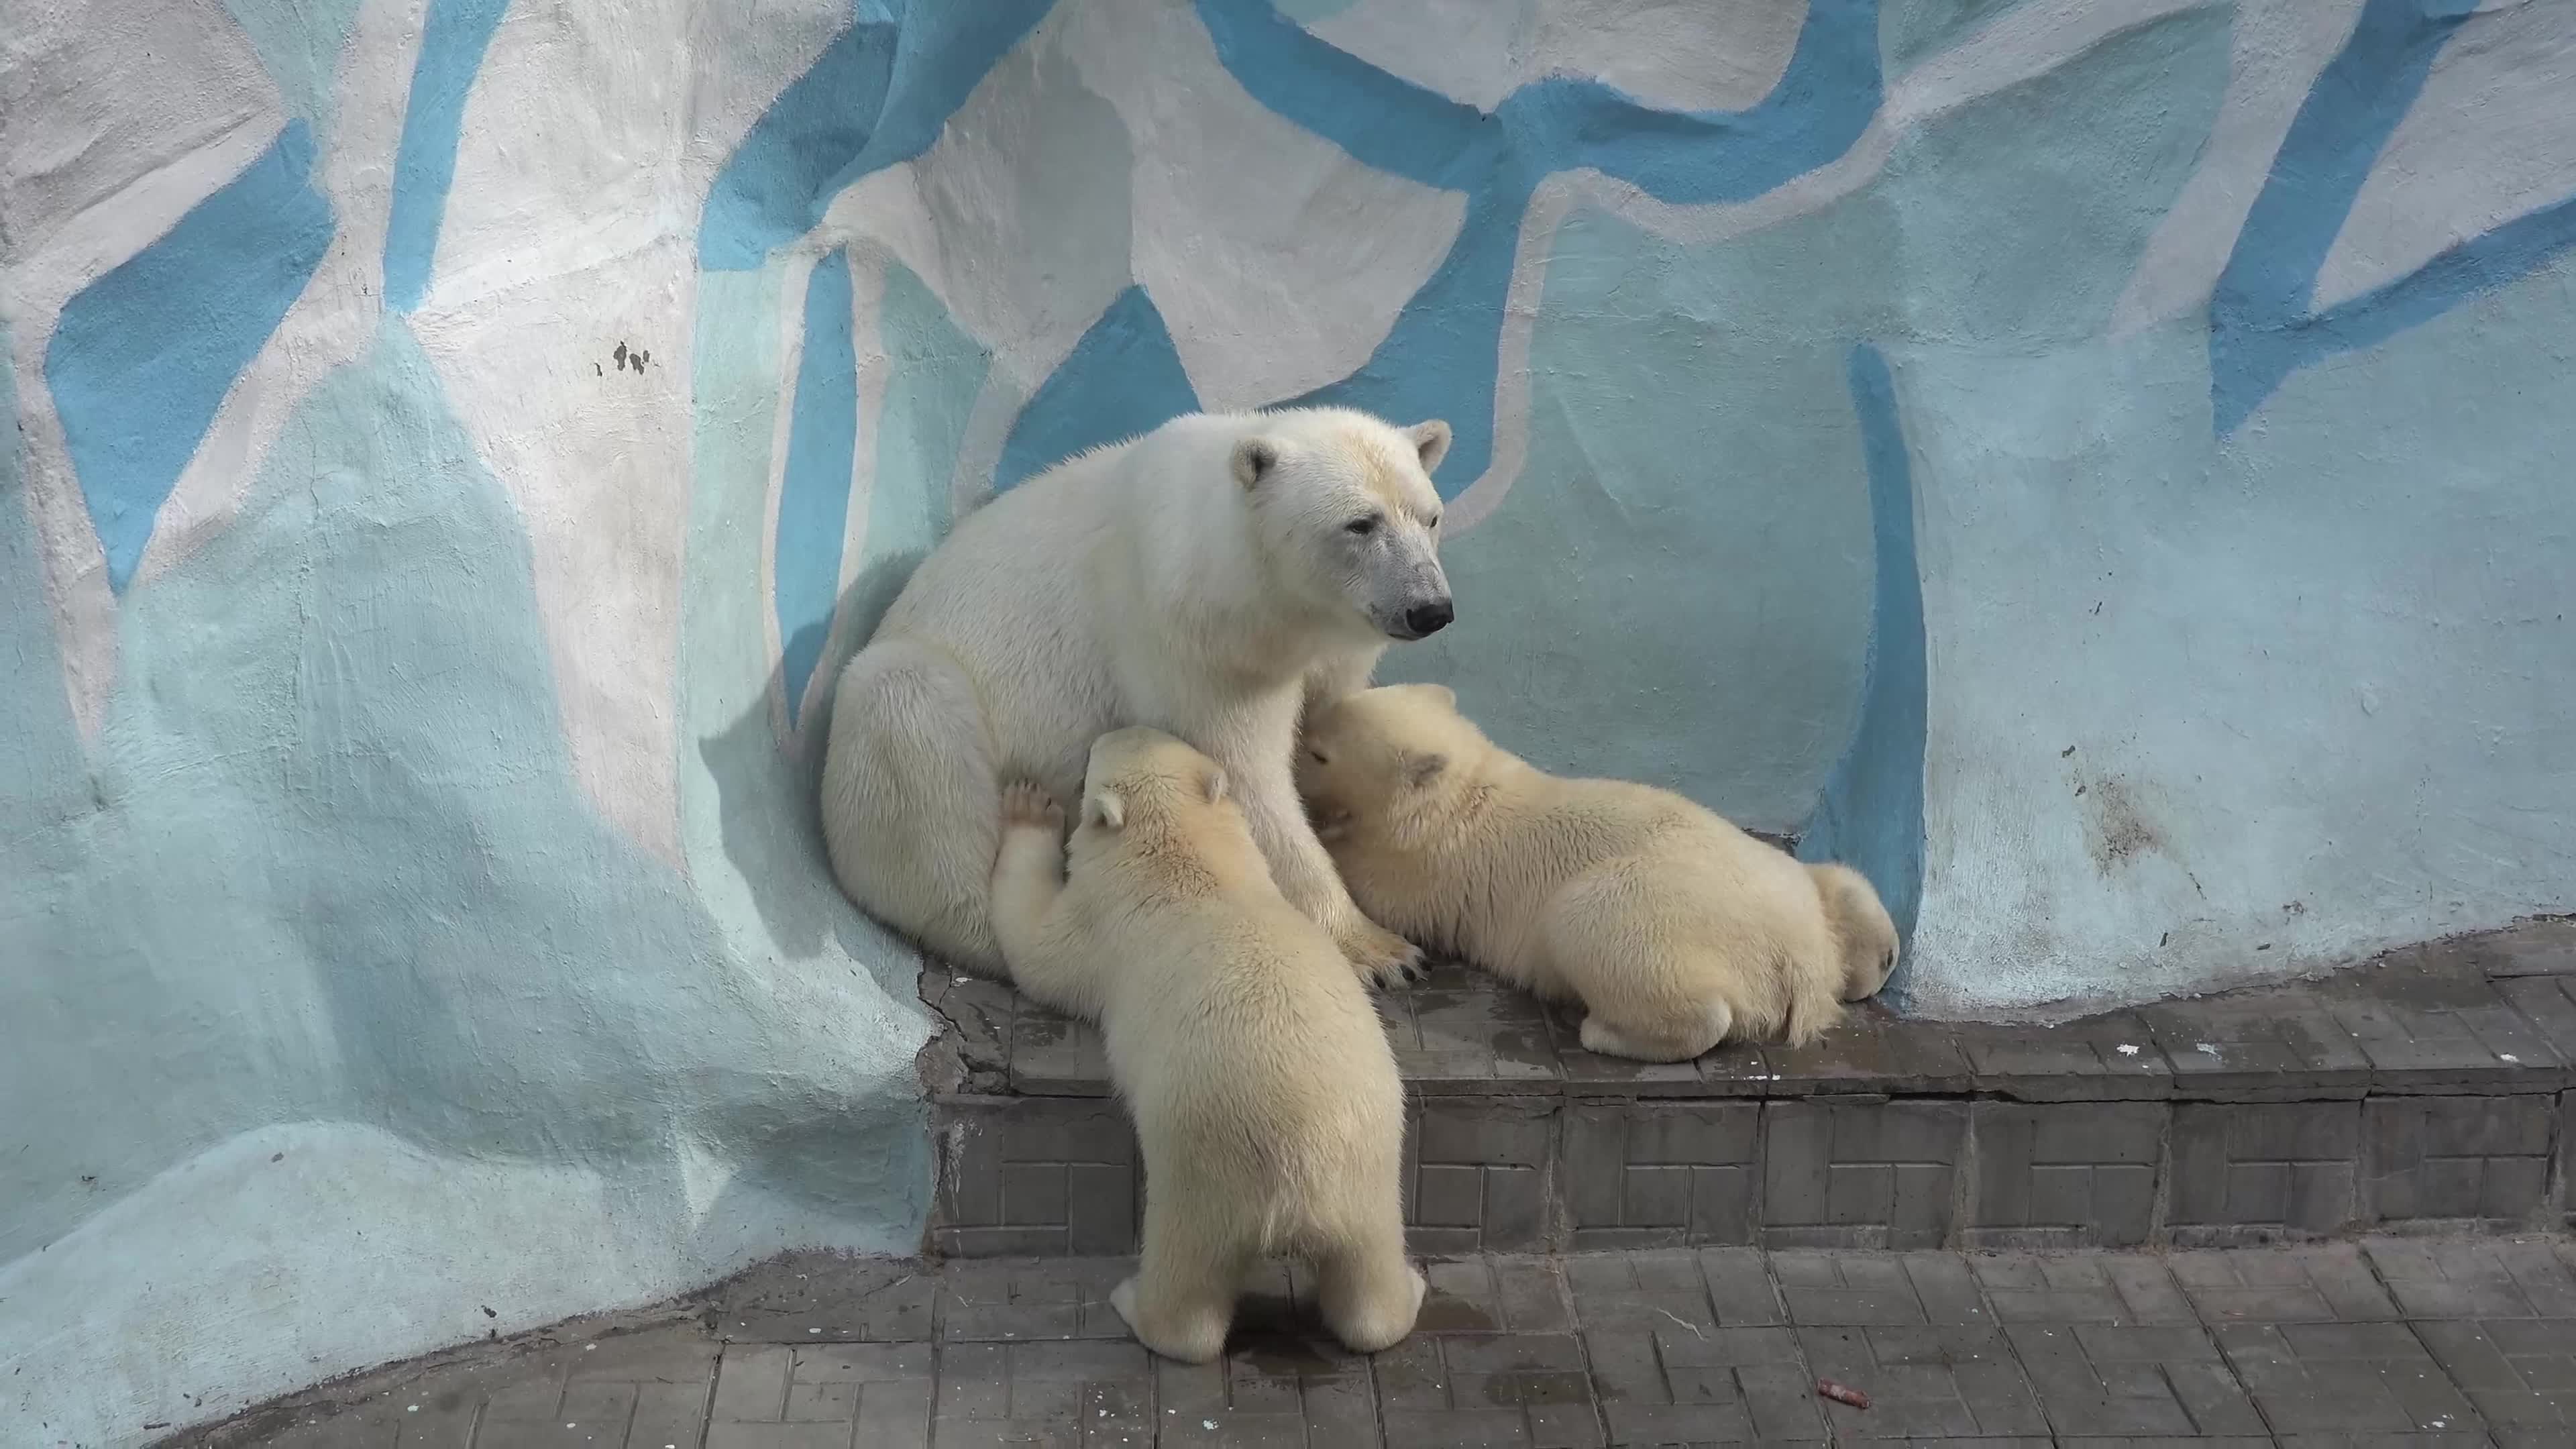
[170,1236,2576,1447]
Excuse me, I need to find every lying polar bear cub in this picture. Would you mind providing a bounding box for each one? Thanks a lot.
[1297,685,1898,1059]
[990,727,1422,1363]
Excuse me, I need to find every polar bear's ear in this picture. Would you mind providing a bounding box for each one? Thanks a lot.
[1083,790,1126,831]
[1231,437,1281,491]
[1408,419,1452,474]
[1405,753,1448,789]
[1201,765,1229,805]
[1407,683,1458,711]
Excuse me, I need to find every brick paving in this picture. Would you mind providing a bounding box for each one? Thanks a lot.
[172,1237,2576,1448]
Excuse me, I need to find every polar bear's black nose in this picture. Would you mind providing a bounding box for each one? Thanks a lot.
[1403,598,1454,637]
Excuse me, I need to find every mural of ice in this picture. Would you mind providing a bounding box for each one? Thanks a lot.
[5,0,2574,1440]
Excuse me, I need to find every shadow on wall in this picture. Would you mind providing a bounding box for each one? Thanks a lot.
[1,317,929,1267]
[699,544,934,969]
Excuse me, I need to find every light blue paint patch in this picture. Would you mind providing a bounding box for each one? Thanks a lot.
[1881,0,2033,76]
[1385,7,2211,837]
[223,0,366,129]
[1383,197,1891,832]
[382,0,511,312]
[775,251,861,728]
[4,313,925,1263]
[2204,0,2576,436]
[1799,345,1927,967]
[855,261,987,622]
[788,260,994,747]
[699,0,1057,272]
[44,121,334,593]
[1882,4,2229,346]
[1191,0,1882,494]
[995,285,1197,492]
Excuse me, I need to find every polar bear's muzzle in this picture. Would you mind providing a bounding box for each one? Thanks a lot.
[1394,597,1454,640]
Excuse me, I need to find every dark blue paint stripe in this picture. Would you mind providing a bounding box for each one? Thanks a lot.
[2204,0,2576,435]
[382,0,511,311]
[700,0,1057,272]
[1799,343,1927,967]
[1191,0,1881,494]
[994,285,1199,492]
[776,250,861,727]
[46,121,335,592]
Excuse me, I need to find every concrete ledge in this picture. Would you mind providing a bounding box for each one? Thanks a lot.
[925,920,2576,1256]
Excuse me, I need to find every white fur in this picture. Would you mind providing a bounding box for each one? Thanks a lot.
[989,730,1423,1362]
[1299,686,1901,1060]
[821,407,1455,983]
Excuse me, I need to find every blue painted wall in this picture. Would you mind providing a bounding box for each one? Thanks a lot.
[9,0,2576,1438]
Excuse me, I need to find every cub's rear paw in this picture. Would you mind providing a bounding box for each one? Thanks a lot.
[1000,781,1065,832]
[1338,918,1426,989]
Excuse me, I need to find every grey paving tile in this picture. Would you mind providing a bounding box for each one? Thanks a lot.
[2171,1242,2401,1324]
[1761,1099,1965,1250]
[2135,983,2373,1101]
[2002,1320,2265,1438]
[1007,1009,1112,1096]
[1695,1247,1784,1327]
[939,1257,1131,1342]
[2213,1319,2484,1437]
[1383,963,1566,1092]
[2329,947,2567,1090]
[1964,1102,2165,1248]
[2168,1101,2363,1240]
[1794,1323,2048,1440]
[623,1381,710,1449]
[2366,1095,2557,1226]
[1773,1250,1986,1327]
[1953,1012,2175,1102]
[1763,1002,1973,1098]
[2053,1440,2275,1448]
[2369,1239,2576,1319]
[1564,1103,1759,1250]
[1970,1252,2194,1325]
[708,1346,790,1423]
[2412,1317,2576,1442]
[1567,1249,1716,1333]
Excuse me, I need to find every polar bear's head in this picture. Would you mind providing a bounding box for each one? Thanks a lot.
[1229,409,1455,643]
[1075,726,1234,838]
[1295,683,1486,839]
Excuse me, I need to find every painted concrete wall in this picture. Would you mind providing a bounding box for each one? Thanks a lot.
[6,0,2575,1440]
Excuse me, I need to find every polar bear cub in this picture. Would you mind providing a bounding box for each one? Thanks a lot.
[1297,686,1899,1059]
[989,727,1423,1362]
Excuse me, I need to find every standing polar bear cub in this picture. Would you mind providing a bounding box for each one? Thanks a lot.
[990,729,1422,1363]
[1298,686,1900,1059]
[822,408,1454,984]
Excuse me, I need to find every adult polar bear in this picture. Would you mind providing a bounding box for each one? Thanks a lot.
[820,407,1456,985]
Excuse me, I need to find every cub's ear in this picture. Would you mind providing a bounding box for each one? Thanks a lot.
[1407,419,1452,474]
[1083,789,1126,831]
[1202,765,1229,805]
[1231,437,1281,491]
[1405,752,1448,789]
[1399,682,1458,711]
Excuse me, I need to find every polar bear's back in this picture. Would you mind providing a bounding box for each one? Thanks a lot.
[1104,895,1404,1242]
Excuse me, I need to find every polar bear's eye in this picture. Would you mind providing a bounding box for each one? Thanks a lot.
[1344,515,1381,537]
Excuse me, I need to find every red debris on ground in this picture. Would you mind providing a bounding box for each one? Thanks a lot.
[1816,1378,1871,1409]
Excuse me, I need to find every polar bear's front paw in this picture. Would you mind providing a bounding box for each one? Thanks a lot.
[1000,781,1065,833]
[1338,918,1426,989]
